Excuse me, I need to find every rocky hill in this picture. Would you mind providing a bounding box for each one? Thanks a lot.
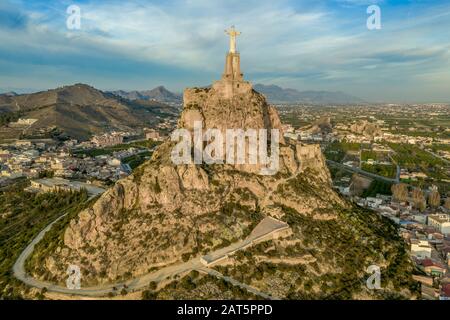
[350,120,382,138]
[301,116,333,135]
[0,84,178,140]
[0,92,18,97]
[25,39,417,299]
[27,87,417,299]
[110,86,182,104]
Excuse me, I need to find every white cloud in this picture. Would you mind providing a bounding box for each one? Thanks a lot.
[1,0,450,101]
[67,0,328,71]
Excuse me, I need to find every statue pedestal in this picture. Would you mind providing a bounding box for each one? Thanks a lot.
[213,52,252,99]
[212,79,252,100]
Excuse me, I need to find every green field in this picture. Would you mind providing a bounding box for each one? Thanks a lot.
[388,143,449,181]
[122,151,152,169]
[361,150,391,162]
[430,144,450,153]
[72,140,160,158]
[324,141,361,162]
[362,180,393,197]
[361,163,397,179]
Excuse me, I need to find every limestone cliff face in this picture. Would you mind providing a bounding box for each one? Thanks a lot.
[35,86,342,284]
[29,83,416,301]
[27,32,418,299]
[180,87,284,140]
[295,144,331,184]
[180,87,289,175]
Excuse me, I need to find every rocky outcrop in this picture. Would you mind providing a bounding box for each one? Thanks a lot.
[28,47,416,299]
[181,87,284,137]
[350,120,381,138]
[295,144,331,184]
[32,85,342,284]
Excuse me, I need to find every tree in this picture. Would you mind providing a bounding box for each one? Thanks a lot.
[142,290,157,300]
[417,200,426,212]
[350,174,370,197]
[411,188,426,212]
[428,185,440,209]
[391,183,408,202]
[38,170,54,178]
[148,281,157,291]
[181,253,190,262]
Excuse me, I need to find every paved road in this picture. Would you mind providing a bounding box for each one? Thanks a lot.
[13,212,70,290]
[201,217,288,265]
[420,147,450,165]
[13,203,277,298]
[13,215,203,297]
[326,159,399,183]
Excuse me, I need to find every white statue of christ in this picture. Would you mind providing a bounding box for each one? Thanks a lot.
[225,26,241,54]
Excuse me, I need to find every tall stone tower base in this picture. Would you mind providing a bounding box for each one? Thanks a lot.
[212,52,252,99]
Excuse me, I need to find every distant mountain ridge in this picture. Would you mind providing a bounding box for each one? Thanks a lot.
[253,84,365,104]
[0,83,178,140]
[0,91,18,97]
[110,86,182,104]
[110,84,363,105]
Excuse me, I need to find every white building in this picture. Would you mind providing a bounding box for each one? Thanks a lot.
[107,158,121,167]
[338,186,350,196]
[427,214,450,235]
[28,177,104,197]
[412,214,427,224]
[366,197,383,208]
[410,240,432,259]
[145,129,161,141]
[92,134,123,147]
[378,205,398,216]
[16,118,38,125]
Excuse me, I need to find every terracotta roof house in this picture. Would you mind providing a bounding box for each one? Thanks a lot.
[420,259,447,277]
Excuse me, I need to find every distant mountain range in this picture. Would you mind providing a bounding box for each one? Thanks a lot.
[109,84,364,105]
[1,83,363,109]
[253,84,365,104]
[0,83,364,141]
[0,91,18,97]
[0,84,178,140]
[109,86,182,104]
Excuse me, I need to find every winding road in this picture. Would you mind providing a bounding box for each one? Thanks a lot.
[12,206,277,299]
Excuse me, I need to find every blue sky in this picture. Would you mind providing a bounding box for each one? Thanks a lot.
[0,0,449,102]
